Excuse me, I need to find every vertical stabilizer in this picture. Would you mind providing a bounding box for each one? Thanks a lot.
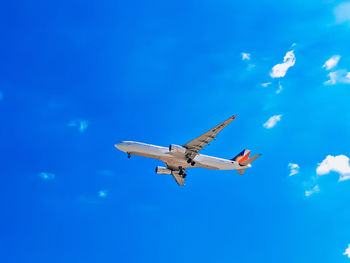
[232,149,251,163]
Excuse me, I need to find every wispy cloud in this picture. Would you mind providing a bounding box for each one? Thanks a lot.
[270,50,296,78]
[276,82,283,94]
[316,155,350,181]
[261,82,272,87]
[322,55,340,70]
[78,190,109,204]
[344,244,350,258]
[324,70,350,85]
[263,114,282,129]
[288,163,299,176]
[38,172,55,180]
[305,185,320,197]
[241,52,251,61]
[68,120,88,132]
[98,190,108,198]
[335,2,350,24]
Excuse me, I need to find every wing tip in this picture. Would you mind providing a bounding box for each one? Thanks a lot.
[231,115,236,120]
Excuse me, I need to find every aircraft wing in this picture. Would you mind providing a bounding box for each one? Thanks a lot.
[183,115,236,160]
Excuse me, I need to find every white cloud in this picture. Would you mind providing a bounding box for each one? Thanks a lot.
[276,82,283,94]
[316,155,350,181]
[270,50,296,78]
[288,163,299,176]
[261,82,272,87]
[38,172,55,180]
[263,114,282,129]
[324,69,350,85]
[344,244,350,258]
[325,71,338,85]
[241,52,251,61]
[322,55,340,70]
[305,185,320,197]
[68,120,88,132]
[335,2,350,24]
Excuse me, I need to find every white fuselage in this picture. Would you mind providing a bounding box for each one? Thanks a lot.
[115,141,249,170]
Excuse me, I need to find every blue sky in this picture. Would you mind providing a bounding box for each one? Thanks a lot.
[2,0,350,262]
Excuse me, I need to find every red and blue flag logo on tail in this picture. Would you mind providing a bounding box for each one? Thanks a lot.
[232,149,251,163]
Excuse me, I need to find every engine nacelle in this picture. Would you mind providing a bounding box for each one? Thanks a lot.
[169,144,186,154]
[155,166,172,175]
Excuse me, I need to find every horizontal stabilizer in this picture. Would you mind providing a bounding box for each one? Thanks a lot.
[241,154,261,166]
[171,171,185,186]
[236,154,261,175]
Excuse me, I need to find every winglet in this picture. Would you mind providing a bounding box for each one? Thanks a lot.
[231,115,236,120]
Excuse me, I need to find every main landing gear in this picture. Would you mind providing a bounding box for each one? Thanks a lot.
[179,167,187,178]
[187,158,196,166]
[127,153,131,158]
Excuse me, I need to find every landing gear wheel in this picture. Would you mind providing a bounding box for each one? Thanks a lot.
[127,153,131,158]
[179,167,185,176]
[182,173,187,178]
[187,159,192,164]
[191,161,195,166]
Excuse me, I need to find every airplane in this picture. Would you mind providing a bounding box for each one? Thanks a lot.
[114,115,261,185]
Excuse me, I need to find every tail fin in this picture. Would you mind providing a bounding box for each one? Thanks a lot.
[232,149,251,163]
[236,154,261,175]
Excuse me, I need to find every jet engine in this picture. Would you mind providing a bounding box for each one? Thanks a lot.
[155,166,172,175]
[169,144,186,154]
